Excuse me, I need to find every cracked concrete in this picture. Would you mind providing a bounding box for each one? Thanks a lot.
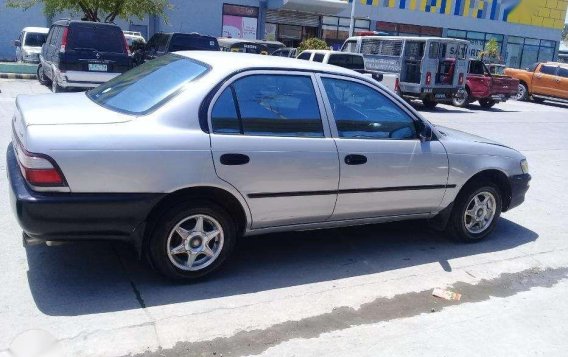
[1,79,568,356]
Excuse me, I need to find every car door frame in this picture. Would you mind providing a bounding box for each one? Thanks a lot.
[207,69,341,229]
[314,72,451,220]
[532,64,559,97]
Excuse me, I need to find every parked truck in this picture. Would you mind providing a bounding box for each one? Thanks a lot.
[452,59,519,108]
[505,62,568,103]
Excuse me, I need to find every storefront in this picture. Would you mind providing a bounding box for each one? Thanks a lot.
[221,4,260,40]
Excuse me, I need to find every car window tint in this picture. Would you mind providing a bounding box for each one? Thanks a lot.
[540,65,557,75]
[24,32,47,47]
[312,53,325,62]
[69,24,124,53]
[212,88,240,134]
[88,54,209,114]
[297,52,311,60]
[469,61,485,75]
[559,67,568,78]
[170,35,219,51]
[322,78,416,140]
[157,34,168,52]
[231,75,323,138]
[328,54,365,70]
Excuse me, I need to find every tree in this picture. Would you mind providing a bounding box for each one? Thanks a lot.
[479,38,501,64]
[6,0,171,23]
[298,38,329,53]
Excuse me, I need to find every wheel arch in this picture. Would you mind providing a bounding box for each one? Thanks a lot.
[518,79,530,95]
[459,169,512,211]
[140,185,250,257]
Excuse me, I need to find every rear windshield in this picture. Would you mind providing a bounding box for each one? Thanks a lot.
[68,24,125,53]
[170,35,219,51]
[328,54,365,70]
[87,54,209,114]
[24,32,47,47]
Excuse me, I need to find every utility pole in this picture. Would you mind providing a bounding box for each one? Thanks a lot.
[349,0,357,37]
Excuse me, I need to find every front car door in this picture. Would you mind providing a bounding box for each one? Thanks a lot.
[209,71,340,228]
[532,64,559,97]
[558,66,568,99]
[317,74,449,220]
[467,60,491,98]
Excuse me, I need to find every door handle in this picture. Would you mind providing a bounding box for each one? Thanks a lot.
[220,153,250,166]
[345,154,367,165]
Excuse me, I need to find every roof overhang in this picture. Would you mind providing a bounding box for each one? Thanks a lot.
[268,0,348,15]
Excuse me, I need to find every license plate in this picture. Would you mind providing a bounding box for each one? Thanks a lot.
[88,64,107,72]
[435,94,446,99]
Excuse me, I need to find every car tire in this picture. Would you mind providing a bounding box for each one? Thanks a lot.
[148,200,237,281]
[446,182,502,243]
[37,64,51,86]
[452,89,470,107]
[479,99,496,109]
[514,83,528,101]
[422,98,438,109]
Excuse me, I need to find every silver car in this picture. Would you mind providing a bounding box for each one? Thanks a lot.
[8,52,531,280]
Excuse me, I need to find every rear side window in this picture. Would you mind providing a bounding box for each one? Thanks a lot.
[328,54,365,70]
[68,24,125,53]
[211,74,323,138]
[540,65,558,75]
[297,52,311,60]
[170,35,219,51]
[312,53,325,62]
[88,54,209,114]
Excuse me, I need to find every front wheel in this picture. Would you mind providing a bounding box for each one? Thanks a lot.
[479,99,496,109]
[148,200,237,281]
[446,183,502,243]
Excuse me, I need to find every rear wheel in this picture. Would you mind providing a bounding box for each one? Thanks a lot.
[422,98,438,109]
[446,182,502,242]
[514,83,528,101]
[37,64,51,86]
[479,99,496,109]
[452,89,470,107]
[51,77,63,93]
[148,200,237,281]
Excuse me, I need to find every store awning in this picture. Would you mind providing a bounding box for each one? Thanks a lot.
[268,0,348,15]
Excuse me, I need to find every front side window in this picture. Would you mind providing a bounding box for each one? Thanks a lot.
[322,78,416,140]
[328,54,365,69]
[88,54,209,114]
[540,65,558,75]
[212,74,324,138]
[297,52,311,60]
[341,40,357,53]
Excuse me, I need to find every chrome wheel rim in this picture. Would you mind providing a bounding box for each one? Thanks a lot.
[464,192,497,234]
[454,91,468,106]
[166,214,224,271]
[514,84,525,101]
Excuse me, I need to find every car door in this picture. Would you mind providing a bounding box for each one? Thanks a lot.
[209,71,340,228]
[558,67,568,99]
[467,60,491,98]
[317,74,449,220]
[532,64,558,97]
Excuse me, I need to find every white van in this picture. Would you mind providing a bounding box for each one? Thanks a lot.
[14,27,49,63]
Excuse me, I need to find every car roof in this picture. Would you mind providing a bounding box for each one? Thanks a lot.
[346,35,470,44]
[22,27,49,33]
[53,19,120,28]
[176,51,363,77]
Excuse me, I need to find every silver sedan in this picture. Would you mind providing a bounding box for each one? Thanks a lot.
[8,52,530,280]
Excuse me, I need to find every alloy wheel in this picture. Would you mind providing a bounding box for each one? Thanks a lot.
[463,191,497,234]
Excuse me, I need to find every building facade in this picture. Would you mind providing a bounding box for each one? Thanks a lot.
[1,0,566,68]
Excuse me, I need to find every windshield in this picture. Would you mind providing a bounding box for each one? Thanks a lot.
[87,54,209,114]
[24,32,47,47]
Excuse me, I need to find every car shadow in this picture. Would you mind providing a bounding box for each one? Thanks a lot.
[465,104,519,113]
[26,218,537,316]
[531,100,568,110]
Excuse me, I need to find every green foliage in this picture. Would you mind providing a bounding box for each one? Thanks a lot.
[6,0,171,23]
[479,38,501,64]
[298,38,329,53]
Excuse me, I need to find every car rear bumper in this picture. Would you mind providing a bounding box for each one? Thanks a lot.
[7,143,164,243]
[507,173,531,211]
[58,70,121,88]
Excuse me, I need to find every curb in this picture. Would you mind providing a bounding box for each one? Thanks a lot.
[0,73,37,80]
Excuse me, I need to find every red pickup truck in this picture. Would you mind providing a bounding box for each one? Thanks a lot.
[450,59,519,108]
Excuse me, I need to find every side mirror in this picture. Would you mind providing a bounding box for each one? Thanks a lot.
[417,121,433,142]
[14,40,21,47]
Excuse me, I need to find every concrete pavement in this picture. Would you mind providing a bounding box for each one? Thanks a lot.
[1,79,568,357]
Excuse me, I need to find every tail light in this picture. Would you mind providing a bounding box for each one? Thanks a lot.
[59,27,69,53]
[459,73,464,85]
[395,78,400,93]
[426,72,432,85]
[13,138,68,190]
[122,34,131,55]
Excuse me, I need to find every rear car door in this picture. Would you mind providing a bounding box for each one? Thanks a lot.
[532,64,558,97]
[318,75,449,220]
[64,23,130,75]
[209,71,340,228]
